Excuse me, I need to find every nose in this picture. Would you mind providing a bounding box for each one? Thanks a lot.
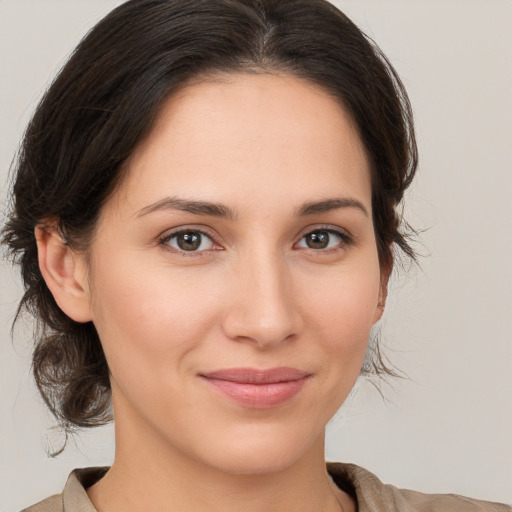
[221,250,303,349]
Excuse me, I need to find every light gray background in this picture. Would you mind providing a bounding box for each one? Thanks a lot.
[1,1,511,510]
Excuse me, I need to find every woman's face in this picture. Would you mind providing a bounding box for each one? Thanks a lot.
[80,73,385,474]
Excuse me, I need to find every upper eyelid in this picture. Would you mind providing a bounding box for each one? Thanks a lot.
[160,225,218,242]
[296,224,353,241]
[161,224,351,237]
[159,229,221,257]
[294,227,353,250]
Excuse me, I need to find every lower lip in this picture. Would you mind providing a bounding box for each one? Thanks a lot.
[202,377,309,408]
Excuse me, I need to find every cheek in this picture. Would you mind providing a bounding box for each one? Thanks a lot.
[297,258,382,390]
[88,254,225,375]
[302,263,381,341]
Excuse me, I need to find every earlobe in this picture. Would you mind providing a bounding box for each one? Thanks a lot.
[373,265,391,324]
[35,223,93,323]
[374,297,386,324]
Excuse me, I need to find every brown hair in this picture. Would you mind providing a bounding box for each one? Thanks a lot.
[2,0,417,441]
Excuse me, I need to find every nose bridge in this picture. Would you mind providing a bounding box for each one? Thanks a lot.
[223,246,300,348]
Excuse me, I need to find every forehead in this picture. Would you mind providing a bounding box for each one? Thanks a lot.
[111,72,372,215]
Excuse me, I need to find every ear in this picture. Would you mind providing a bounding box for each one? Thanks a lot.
[35,223,93,323]
[373,262,392,324]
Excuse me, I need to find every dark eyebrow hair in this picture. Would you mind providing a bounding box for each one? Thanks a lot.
[136,196,238,219]
[136,196,368,219]
[296,197,368,217]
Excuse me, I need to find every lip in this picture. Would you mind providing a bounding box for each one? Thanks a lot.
[199,367,311,408]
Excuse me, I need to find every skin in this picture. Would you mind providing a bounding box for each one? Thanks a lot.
[36,73,388,512]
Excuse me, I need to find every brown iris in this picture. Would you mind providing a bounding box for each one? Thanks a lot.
[176,232,202,251]
[305,231,331,249]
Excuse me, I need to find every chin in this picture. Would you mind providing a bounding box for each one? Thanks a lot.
[195,425,324,476]
[207,451,303,476]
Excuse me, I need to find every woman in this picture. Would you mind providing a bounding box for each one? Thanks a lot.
[2,0,510,511]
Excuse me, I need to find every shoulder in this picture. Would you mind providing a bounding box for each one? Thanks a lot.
[20,467,108,512]
[327,462,511,512]
[398,488,511,512]
[21,494,62,512]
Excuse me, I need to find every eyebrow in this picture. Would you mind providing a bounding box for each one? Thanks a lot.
[136,196,368,219]
[296,197,368,217]
[136,197,238,219]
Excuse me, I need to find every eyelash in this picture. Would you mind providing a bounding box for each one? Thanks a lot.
[158,228,220,258]
[158,225,354,257]
[296,226,353,253]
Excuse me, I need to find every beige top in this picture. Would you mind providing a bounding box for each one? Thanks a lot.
[22,463,511,512]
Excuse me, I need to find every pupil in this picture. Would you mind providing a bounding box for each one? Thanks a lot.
[178,232,201,251]
[307,231,329,249]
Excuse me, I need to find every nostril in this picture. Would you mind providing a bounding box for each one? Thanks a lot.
[221,299,301,348]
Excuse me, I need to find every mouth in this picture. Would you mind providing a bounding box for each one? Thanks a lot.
[199,367,312,408]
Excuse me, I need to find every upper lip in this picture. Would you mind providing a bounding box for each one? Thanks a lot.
[200,367,311,384]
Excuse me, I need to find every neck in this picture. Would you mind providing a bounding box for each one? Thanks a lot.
[89,443,345,512]
[87,392,353,512]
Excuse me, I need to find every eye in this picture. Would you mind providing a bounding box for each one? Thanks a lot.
[161,230,216,253]
[296,229,350,250]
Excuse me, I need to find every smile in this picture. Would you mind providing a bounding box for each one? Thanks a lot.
[199,367,312,408]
